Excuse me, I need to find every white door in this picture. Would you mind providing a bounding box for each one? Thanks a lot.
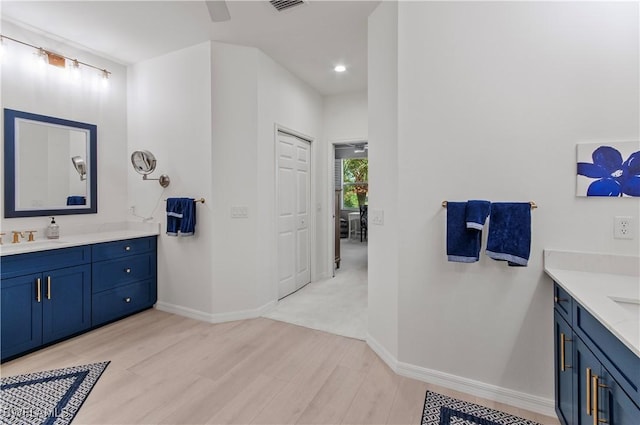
[277,133,311,299]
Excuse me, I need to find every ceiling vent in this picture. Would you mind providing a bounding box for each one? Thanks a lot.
[269,0,306,12]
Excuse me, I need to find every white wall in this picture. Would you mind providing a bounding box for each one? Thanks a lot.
[323,90,367,143]
[367,1,399,362]
[1,20,127,233]
[128,41,214,314]
[257,49,324,302]
[367,1,639,414]
[129,40,323,319]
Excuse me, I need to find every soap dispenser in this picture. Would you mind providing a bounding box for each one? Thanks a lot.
[46,217,60,239]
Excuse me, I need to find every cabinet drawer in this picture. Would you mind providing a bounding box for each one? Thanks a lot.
[92,253,156,293]
[574,303,639,405]
[1,246,91,279]
[92,237,156,261]
[92,280,152,326]
[553,283,572,325]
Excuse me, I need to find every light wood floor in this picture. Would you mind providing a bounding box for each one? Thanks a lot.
[1,309,560,424]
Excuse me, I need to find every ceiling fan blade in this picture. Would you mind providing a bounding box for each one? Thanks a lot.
[205,0,231,22]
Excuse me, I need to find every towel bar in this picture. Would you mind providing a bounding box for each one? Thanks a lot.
[164,198,205,204]
[441,200,537,209]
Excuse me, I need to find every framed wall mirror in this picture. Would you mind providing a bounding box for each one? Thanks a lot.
[4,109,97,217]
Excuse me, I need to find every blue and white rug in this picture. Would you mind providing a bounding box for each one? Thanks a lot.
[1,361,109,425]
[422,390,541,425]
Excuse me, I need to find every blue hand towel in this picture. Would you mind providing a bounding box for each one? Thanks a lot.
[179,198,196,236]
[166,198,184,236]
[486,202,531,266]
[466,200,491,230]
[166,198,196,237]
[66,196,86,205]
[447,202,481,263]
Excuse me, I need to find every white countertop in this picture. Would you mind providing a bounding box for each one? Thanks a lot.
[544,250,640,357]
[0,222,160,257]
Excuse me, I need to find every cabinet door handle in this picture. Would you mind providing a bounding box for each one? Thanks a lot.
[592,375,609,425]
[124,297,131,303]
[124,246,131,251]
[36,278,41,303]
[586,368,592,415]
[560,333,572,371]
[46,276,51,300]
[125,268,131,274]
[554,296,568,303]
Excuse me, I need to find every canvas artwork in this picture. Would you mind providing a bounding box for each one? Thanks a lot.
[576,141,640,197]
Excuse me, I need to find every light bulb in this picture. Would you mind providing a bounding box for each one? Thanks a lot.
[334,64,346,73]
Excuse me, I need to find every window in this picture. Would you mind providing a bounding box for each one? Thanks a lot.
[342,158,368,209]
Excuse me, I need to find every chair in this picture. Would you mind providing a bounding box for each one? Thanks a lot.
[359,205,368,242]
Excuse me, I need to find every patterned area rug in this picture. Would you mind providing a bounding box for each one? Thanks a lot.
[1,362,109,425]
[422,390,541,425]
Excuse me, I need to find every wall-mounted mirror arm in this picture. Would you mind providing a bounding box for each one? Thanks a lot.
[142,174,171,188]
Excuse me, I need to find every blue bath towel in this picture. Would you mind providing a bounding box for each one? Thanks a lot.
[66,196,86,205]
[486,202,531,266]
[466,200,491,230]
[166,198,195,236]
[446,202,481,263]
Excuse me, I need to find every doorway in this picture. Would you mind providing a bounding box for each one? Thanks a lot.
[333,141,368,275]
[276,131,312,300]
[262,137,368,340]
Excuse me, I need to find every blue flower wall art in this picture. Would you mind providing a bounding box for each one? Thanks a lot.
[577,142,640,197]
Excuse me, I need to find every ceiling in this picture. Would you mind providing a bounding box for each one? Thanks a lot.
[1,0,379,96]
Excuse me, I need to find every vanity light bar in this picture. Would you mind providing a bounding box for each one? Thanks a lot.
[0,34,111,78]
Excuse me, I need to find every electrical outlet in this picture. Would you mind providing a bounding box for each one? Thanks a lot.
[614,216,633,240]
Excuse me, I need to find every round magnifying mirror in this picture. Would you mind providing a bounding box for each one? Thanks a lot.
[131,150,157,175]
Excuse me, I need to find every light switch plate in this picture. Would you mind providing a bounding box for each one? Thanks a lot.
[231,206,248,219]
[371,209,384,225]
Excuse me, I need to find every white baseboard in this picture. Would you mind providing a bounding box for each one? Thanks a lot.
[155,300,277,324]
[366,334,556,418]
[366,333,399,371]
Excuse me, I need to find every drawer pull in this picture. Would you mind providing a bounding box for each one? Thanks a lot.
[125,268,131,274]
[554,296,568,303]
[124,297,131,303]
[125,246,131,251]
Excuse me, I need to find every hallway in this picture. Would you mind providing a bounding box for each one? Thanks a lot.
[263,239,367,339]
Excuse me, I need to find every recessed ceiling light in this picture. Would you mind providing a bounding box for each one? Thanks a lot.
[334,65,346,73]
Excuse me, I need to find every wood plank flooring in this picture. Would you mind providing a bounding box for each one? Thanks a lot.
[0,309,560,424]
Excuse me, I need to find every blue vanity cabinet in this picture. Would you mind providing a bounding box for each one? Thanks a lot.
[0,246,91,360]
[91,236,157,326]
[1,236,157,362]
[553,283,640,425]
